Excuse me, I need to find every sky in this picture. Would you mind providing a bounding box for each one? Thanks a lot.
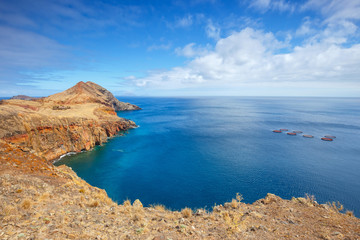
[0,0,359,97]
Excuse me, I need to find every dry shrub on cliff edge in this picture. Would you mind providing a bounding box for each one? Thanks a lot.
[94,191,113,205]
[153,204,166,212]
[305,193,316,204]
[327,201,344,213]
[346,210,354,217]
[181,207,193,218]
[230,193,243,208]
[123,199,131,207]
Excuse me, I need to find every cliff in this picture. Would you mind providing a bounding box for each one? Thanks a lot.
[0,82,138,161]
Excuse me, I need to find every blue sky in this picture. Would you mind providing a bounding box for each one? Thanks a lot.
[0,0,359,97]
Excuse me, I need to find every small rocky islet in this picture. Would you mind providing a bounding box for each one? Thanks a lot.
[273,129,336,141]
[1,82,359,239]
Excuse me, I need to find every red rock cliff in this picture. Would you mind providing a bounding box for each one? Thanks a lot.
[0,82,138,161]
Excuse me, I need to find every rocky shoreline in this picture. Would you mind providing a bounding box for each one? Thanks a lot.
[0,82,359,239]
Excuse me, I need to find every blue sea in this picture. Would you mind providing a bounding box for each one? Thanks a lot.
[55,97,360,216]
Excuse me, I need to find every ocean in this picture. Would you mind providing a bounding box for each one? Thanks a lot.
[55,97,360,216]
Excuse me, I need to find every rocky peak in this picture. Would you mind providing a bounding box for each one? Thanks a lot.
[44,81,141,111]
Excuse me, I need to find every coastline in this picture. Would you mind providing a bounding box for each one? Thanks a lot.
[1,141,359,239]
[1,84,359,239]
[53,151,79,164]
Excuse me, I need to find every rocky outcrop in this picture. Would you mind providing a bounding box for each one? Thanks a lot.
[85,81,141,111]
[0,82,138,161]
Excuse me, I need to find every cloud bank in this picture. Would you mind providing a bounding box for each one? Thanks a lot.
[131,0,360,96]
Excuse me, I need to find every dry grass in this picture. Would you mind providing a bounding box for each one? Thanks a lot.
[94,191,113,205]
[230,193,243,208]
[327,201,344,213]
[222,211,231,223]
[21,199,31,209]
[132,213,143,222]
[123,199,131,207]
[39,192,50,201]
[181,207,193,218]
[153,204,166,212]
[305,193,316,204]
[3,204,18,216]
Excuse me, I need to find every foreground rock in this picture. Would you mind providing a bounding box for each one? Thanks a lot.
[0,82,138,161]
[0,141,359,239]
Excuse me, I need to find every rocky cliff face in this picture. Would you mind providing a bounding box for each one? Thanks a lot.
[0,82,137,161]
[85,81,141,111]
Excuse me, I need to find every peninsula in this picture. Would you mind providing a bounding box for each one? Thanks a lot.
[0,81,139,161]
[0,82,359,239]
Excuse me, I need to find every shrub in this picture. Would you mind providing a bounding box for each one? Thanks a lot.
[181,207,193,218]
[327,201,344,213]
[123,199,131,207]
[346,210,354,217]
[21,199,31,210]
[153,204,166,212]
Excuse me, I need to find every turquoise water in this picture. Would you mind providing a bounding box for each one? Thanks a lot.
[55,97,360,216]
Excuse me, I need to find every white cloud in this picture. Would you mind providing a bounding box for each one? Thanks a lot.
[250,0,295,13]
[250,0,271,10]
[176,15,193,27]
[132,26,360,95]
[302,0,360,22]
[206,20,221,40]
[295,17,317,36]
[175,43,210,57]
